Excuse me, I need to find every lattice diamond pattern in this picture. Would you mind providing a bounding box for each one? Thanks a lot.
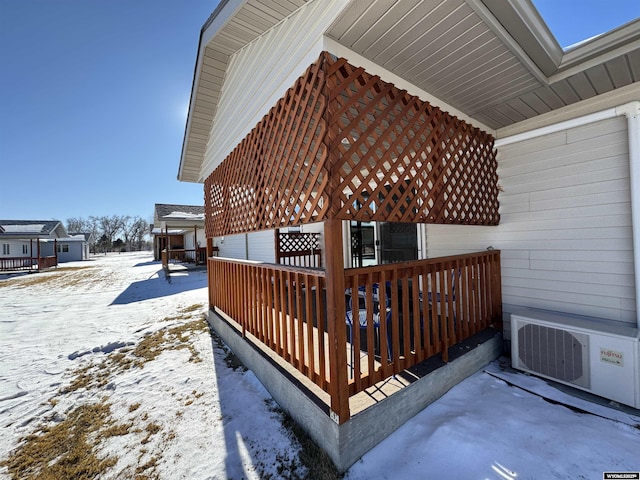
[205,53,499,237]
[326,57,499,225]
[205,59,331,237]
[277,232,321,253]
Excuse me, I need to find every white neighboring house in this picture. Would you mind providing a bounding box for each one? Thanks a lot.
[0,220,89,270]
[151,204,206,264]
[65,232,96,261]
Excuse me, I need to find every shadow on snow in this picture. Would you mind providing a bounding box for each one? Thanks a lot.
[109,269,206,305]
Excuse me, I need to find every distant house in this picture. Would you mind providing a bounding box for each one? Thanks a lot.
[0,220,69,271]
[151,204,206,264]
[66,232,96,261]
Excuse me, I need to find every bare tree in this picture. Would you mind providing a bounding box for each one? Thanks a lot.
[98,215,126,252]
[66,217,90,233]
[122,216,149,251]
[66,214,150,253]
[134,217,150,251]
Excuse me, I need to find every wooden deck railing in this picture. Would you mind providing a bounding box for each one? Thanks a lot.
[0,256,57,272]
[39,256,58,269]
[208,250,501,420]
[162,248,207,267]
[343,250,502,395]
[277,249,323,268]
[208,258,330,390]
[0,257,36,271]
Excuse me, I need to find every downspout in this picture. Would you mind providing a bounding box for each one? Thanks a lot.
[495,101,640,330]
[618,102,640,330]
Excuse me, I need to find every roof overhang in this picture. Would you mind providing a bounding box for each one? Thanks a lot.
[178,0,640,184]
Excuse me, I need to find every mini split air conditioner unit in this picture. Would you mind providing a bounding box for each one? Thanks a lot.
[511,309,640,409]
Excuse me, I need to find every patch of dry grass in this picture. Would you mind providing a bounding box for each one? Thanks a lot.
[2,308,212,480]
[134,318,208,365]
[0,266,96,289]
[160,303,205,323]
[0,402,127,480]
[61,317,207,396]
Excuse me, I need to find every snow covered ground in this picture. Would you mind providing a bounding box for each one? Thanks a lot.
[1,252,639,479]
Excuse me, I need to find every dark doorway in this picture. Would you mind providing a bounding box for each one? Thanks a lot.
[350,221,375,268]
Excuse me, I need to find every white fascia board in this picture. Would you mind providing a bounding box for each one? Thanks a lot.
[497,82,640,140]
[323,37,496,136]
[495,99,640,147]
[505,0,562,65]
[199,0,247,54]
[178,0,247,182]
[560,19,640,67]
[550,37,640,84]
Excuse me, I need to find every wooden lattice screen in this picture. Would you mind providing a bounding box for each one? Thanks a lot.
[205,52,499,238]
[326,57,499,224]
[275,231,322,268]
[204,59,330,238]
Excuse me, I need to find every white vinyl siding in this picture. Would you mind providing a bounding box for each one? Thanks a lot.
[214,231,276,263]
[215,234,247,260]
[247,231,275,263]
[183,229,206,250]
[201,0,348,179]
[426,116,634,324]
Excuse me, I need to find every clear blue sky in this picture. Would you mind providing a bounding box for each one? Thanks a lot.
[533,0,640,48]
[1,1,638,225]
[0,0,218,224]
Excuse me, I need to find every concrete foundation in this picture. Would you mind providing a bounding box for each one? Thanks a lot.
[207,309,503,472]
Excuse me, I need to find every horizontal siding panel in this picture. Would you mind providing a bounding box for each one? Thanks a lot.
[498,138,627,179]
[504,275,635,298]
[502,292,631,323]
[530,193,630,212]
[501,151,627,188]
[216,234,247,259]
[502,262,634,284]
[504,285,622,310]
[490,214,631,232]
[528,178,629,202]
[566,116,626,143]
[432,237,632,252]
[530,249,632,262]
[528,259,634,275]
[497,130,568,156]
[427,116,634,324]
[500,201,530,215]
[201,0,346,177]
[502,165,629,195]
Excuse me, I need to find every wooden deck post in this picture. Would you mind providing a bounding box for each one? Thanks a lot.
[193,225,197,264]
[274,228,281,264]
[206,237,213,258]
[324,217,350,424]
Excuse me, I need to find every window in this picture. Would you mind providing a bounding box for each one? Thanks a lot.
[2,244,9,255]
[22,244,28,254]
[57,244,69,253]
